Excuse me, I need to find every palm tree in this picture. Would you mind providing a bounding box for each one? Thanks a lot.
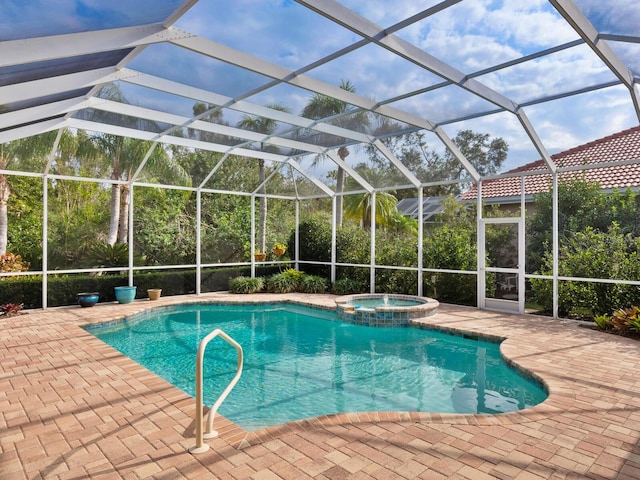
[79,85,191,246]
[344,191,398,231]
[236,105,290,254]
[80,134,190,245]
[189,102,226,143]
[300,80,369,226]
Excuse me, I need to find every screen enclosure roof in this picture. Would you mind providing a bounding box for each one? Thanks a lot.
[1,0,639,197]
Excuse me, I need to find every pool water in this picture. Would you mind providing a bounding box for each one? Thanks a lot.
[86,303,547,431]
[350,298,423,308]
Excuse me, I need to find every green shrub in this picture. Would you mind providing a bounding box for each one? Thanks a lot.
[531,224,640,316]
[0,275,42,308]
[0,266,278,309]
[423,224,478,305]
[228,276,264,294]
[332,278,367,295]
[291,217,332,277]
[83,242,129,268]
[374,230,419,294]
[299,275,328,293]
[336,226,370,264]
[266,272,299,293]
[292,217,373,280]
[593,313,612,330]
[282,268,304,281]
[527,179,640,273]
[375,269,418,295]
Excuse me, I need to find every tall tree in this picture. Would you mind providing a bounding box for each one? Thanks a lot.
[79,135,148,244]
[301,80,369,225]
[80,86,191,245]
[188,103,227,144]
[0,131,65,255]
[237,105,291,253]
[445,129,507,185]
[366,129,508,196]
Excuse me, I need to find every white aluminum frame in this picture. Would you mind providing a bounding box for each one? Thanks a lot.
[0,0,639,317]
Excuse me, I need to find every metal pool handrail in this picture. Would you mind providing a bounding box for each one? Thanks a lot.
[189,328,243,454]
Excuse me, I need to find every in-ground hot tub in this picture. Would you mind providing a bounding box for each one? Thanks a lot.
[335,293,439,327]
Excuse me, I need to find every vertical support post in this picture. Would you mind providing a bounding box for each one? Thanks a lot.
[41,130,62,310]
[295,200,300,271]
[42,176,48,309]
[331,196,337,284]
[476,180,484,309]
[250,195,256,278]
[128,183,134,286]
[196,190,202,295]
[519,176,526,313]
[417,188,423,297]
[370,191,376,293]
[552,173,559,319]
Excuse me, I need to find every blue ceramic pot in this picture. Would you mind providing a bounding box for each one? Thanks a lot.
[77,292,99,307]
[114,286,137,304]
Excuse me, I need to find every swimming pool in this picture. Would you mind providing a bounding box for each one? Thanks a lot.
[86,302,547,431]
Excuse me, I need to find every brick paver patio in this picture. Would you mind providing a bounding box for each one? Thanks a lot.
[1,292,640,479]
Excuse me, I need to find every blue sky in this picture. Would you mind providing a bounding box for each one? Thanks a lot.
[3,0,638,174]
[168,0,639,172]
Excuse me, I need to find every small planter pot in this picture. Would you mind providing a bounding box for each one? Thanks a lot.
[114,286,137,304]
[272,248,286,257]
[254,253,266,261]
[77,292,99,308]
[147,289,162,301]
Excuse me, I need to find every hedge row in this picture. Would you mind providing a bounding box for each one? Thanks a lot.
[0,265,280,309]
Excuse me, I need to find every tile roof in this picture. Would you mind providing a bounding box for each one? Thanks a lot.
[460,125,640,200]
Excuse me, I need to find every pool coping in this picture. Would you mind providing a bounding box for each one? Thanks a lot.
[334,293,439,327]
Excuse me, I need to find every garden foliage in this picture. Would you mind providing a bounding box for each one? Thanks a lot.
[531,224,640,316]
[528,178,640,316]
[229,276,264,294]
[228,269,328,295]
[593,306,640,335]
[8,124,640,317]
[293,202,487,305]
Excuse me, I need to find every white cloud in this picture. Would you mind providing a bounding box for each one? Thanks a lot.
[130,1,640,172]
[338,0,442,27]
[574,0,640,35]
[175,0,359,71]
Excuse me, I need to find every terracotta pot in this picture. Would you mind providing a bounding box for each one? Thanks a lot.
[148,289,162,301]
[272,248,286,257]
[254,253,266,261]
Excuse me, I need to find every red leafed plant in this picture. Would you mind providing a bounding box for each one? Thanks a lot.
[0,303,24,317]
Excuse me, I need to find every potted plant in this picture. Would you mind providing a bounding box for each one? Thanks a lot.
[272,242,286,257]
[254,250,266,261]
